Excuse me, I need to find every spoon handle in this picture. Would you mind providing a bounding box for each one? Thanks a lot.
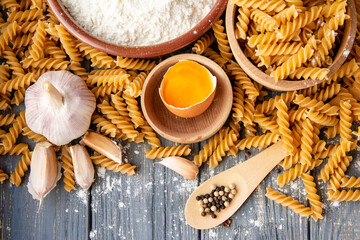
[233,141,287,193]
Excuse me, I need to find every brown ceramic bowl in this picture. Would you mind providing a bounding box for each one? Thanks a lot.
[141,54,233,144]
[225,0,357,91]
[46,0,228,58]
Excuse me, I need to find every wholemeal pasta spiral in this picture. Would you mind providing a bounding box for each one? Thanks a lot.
[0,113,15,126]
[293,94,339,116]
[124,72,147,98]
[307,110,339,126]
[235,7,250,40]
[328,190,360,201]
[145,145,191,160]
[7,8,43,23]
[92,114,121,138]
[0,21,20,52]
[313,83,341,102]
[233,0,286,13]
[277,159,322,187]
[3,47,25,77]
[279,148,300,170]
[208,129,237,168]
[328,156,352,191]
[256,42,302,57]
[115,56,156,71]
[21,57,69,70]
[68,61,87,80]
[289,67,329,80]
[299,118,313,166]
[91,84,119,99]
[122,91,145,128]
[192,32,215,54]
[250,9,279,32]
[91,154,136,176]
[139,121,161,149]
[271,37,317,81]
[226,61,259,101]
[193,129,226,167]
[212,19,232,61]
[28,20,46,60]
[276,99,294,155]
[204,48,228,68]
[254,113,278,133]
[2,111,25,150]
[0,72,35,94]
[318,139,352,182]
[341,176,360,188]
[301,173,323,221]
[22,126,47,142]
[97,100,139,139]
[339,100,353,141]
[61,145,76,192]
[236,132,279,150]
[10,149,31,186]
[0,0,20,12]
[55,24,82,62]
[76,41,115,69]
[86,73,129,88]
[274,5,299,25]
[0,143,29,156]
[265,188,312,217]
[256,91,296,115]
[232,84,244,121]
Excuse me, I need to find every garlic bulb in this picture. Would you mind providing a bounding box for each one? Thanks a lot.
[159,156,199,180]
[82,131,122,164]
[27,142,61,204]
[25,71,96,146]
[70,144,94,190]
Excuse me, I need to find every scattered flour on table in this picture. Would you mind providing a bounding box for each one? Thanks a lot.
[89,230,97,239]
[97,167,106,178]
[118,202,125,208]
[77,189,88,204]
[61,0,216,46]
[331,201,340,207]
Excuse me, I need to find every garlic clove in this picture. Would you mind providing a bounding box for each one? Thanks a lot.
[27,142,61,204]
[69,144,94,190]
[158,156,199,180]
[82,131,122,164]
[25,71,96,146]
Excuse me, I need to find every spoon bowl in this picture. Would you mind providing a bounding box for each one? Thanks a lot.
[185,142,286,229]
[225,0,357,91]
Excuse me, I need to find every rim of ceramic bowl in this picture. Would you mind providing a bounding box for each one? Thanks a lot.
[46,0,228,58]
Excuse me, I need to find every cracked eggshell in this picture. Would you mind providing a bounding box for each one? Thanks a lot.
[25,71,96,146]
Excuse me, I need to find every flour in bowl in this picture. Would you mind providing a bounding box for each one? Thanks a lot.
[61,0,217,46]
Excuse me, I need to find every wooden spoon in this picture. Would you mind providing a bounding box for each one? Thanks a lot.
[185,142,286,229]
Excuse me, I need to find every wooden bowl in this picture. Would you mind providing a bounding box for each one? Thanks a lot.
[46,0,228,58]
[141,54,233,144]
[225,0,357,91]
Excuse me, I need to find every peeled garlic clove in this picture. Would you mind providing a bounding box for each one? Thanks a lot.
[27,142,61,204]
[82,131,122,164]
[159,156,199,180]
[70,144,94,190]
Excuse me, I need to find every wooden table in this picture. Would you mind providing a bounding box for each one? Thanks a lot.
[1,117,360,240]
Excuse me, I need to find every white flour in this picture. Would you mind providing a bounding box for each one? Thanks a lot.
[61,0,216,46]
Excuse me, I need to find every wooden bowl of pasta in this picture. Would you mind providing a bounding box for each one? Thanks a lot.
[141,54,233,144]
[226,0,357,91]
[46,0,228,58]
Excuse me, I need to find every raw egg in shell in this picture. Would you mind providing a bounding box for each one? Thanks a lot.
[159,60,217,118]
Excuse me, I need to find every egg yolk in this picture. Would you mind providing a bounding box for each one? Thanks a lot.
[160,60,214,108]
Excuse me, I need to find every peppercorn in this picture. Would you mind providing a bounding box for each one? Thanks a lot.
[224,187,230,193]
[205,208,210,213]
[214,191,219,197]
[245,152,251,157]
[219,191,224,196]
[199,207,204,213]
[216,187,220,191]
[201,212,206,217]
[208,197,213,203]
[222,219,232,228]
[228,193,234,199]
[203,198,208,204]
[224,201,229,207]
[197,200,203,205]
[210,184,216,190]
[231,189,237,195]
[196,196,201,201]
[220,205,225,209]
[222,196,227,201]
[229,184,235,190]
[207,203,211,208]
[210,206,217,212]
[205,194,210,198]
[211,214,217,218]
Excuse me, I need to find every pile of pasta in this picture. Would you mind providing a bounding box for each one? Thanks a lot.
[0,0,360,221]
[233,0,350,82]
